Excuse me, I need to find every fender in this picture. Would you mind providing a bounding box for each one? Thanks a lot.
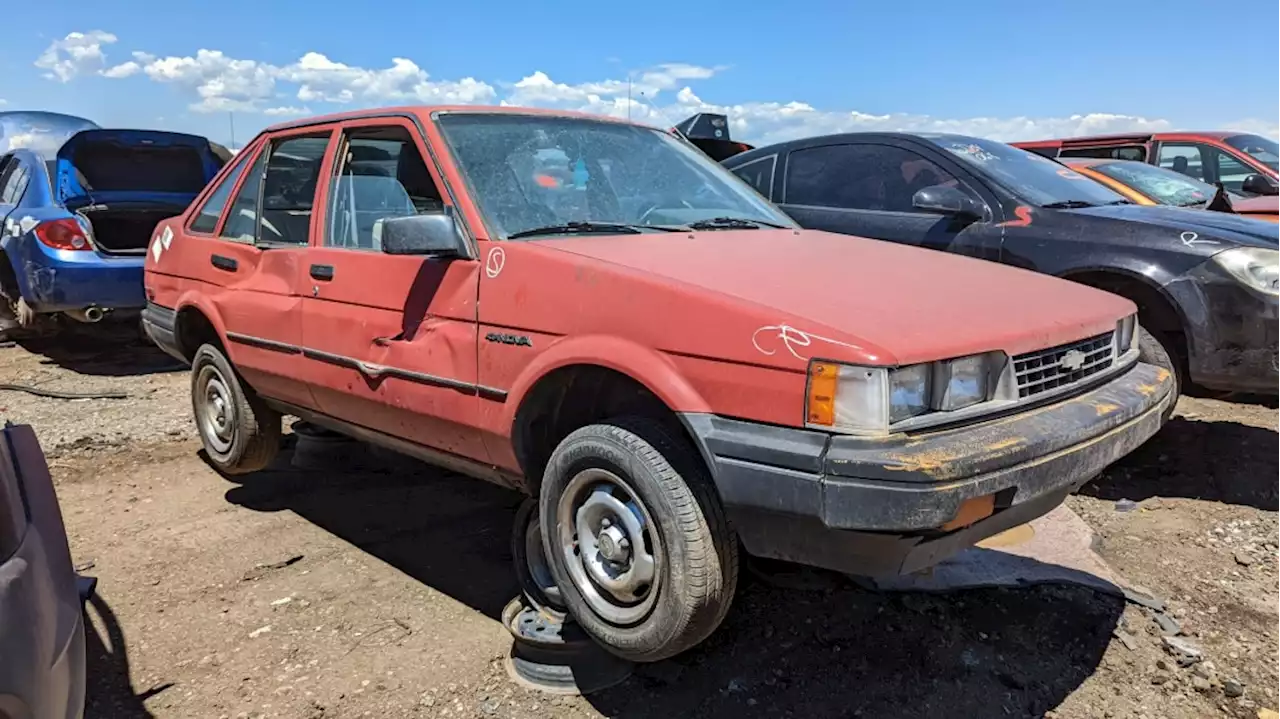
[499,334,712,433]
[1059,261,1192,335]
[172,290,231,354]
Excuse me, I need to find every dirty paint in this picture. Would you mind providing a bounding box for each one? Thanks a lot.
[751,324,865,361]
[984,437,1024,451]
[1092,402,1120,416]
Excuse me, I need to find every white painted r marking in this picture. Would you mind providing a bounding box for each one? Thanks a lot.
[1180,231,1217,247]
[751,324,867,361]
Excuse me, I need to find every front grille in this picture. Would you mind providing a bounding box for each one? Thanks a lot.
[1012,331,1114,399]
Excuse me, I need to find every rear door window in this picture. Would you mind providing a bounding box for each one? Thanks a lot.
[0,161,30,205]
[220,134,330,246]
[190,149,254,234]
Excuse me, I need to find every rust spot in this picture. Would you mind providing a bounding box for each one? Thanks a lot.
[1136,383,1158,397]
[985,437,1023,451]
[881,447,969,477]
[1093,402,1120,416]
[1154,367,1171,382]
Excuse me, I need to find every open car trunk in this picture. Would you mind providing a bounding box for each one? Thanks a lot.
[56,129,225,255]
[671,113,754,162]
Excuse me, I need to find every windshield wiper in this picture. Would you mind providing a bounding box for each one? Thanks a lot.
[507,221,659,240]
[685,216,789,230]
[1041,200,1097,209]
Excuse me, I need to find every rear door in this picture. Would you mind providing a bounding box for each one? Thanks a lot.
[154,128,335,409]
[297,117,487,461]
[778,140,993,254]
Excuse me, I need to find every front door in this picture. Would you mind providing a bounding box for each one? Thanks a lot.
[172,129,334,409]
[298,118,487,462]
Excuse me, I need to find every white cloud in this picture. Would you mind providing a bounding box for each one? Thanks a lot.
[34,30,117,82]
[42,30,1278,145]
[263,105,311,117]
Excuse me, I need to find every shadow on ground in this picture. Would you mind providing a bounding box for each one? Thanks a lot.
[84,593,161,719]
[220,437,1120,718]
[1080,415,1279,511]
[16,323,183,377]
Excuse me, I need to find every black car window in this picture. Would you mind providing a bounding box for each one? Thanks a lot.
[1059,145,1146,162]
[190,148,254,234]
[219,148,270,243]
[729,154,776,199]
[785,144,960,212]
[221,134,329,245]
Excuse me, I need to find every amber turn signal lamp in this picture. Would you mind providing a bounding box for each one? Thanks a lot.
[807,361,838,426]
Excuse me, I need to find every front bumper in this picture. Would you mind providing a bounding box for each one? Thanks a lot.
[3,236,145,314]
[681,362,1174,576]
[1166,260,1278,394]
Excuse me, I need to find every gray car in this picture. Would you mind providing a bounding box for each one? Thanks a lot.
[0,422,90,719]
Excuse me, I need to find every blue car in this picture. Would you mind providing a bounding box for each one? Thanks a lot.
[0,111,227,336]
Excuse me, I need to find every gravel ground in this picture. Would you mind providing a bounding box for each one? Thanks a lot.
[1,331,1276,719]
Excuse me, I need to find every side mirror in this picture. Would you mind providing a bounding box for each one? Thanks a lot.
[1241,173,1278,197]
[378,213,466,257]
[912,184,984,219]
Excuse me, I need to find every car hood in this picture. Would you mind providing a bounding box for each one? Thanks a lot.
[1066,203,1279,249]
[540,229,1133,366]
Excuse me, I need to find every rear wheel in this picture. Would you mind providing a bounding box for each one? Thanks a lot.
[539,416,738,663]
[191,343,281,474]
[1136,324,1180,419]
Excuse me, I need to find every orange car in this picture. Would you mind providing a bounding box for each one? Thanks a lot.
[1061,157,1279,223]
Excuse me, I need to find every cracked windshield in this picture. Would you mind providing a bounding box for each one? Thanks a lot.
[436,113,793,239]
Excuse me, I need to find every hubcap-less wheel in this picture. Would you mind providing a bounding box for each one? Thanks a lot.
[196,365,235,455]
[557,468,661,625]
[522,508,564,609]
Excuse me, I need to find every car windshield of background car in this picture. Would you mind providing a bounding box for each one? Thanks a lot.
[1224,134,1280,173]
[1091,160,1227,207]
[937,135,1128,208]
[435,113,795,239]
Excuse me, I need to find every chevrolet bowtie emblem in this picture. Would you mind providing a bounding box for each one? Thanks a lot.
[1059,349,1086,371]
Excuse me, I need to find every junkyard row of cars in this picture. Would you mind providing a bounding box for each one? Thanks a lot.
[2,105,1276,718]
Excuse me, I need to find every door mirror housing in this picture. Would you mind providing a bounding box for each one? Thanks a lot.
[912,185,984,219]
[1241,173,1278,197]
[378,212,467,257]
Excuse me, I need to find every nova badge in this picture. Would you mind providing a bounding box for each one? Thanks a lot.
[485,332,532,347]
[1059,349,1086,372]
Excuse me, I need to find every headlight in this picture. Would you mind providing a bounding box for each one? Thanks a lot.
[1116,314,1136,354]
[1212,247,1279,296]
[807,352,1003,435]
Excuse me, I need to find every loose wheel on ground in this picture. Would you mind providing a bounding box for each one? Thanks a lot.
[190,343,281,474]
[539,416,738,663]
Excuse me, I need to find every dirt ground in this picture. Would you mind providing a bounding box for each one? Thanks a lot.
[1,330,1276,719]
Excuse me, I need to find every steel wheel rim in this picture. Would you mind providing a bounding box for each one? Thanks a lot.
[523,511,563,608]
[557,468,661,625]
[196,365,235,455]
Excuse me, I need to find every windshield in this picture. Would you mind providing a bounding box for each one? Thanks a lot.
[1224,134,1279,172]
[1087,160,1224,207]
[0,110,99,155]
[932,135,1128,207]
[435,113,795,239]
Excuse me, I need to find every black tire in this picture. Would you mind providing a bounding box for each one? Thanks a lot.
[190,343,281,474]
[511,498,567,617]
[539,416,738,663]
[1136,324,1180,419]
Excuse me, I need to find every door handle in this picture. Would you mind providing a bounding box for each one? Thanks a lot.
[210,254,237,272]
[310,264,335,281]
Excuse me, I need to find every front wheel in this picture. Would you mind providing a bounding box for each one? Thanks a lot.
[1135,324,1181,420]
[191,343,281,474]
[539,416,738,663]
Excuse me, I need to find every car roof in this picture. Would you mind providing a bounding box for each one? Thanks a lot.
[1016,131,1247,147]
[263,105,656,134]
[722,131,988,166]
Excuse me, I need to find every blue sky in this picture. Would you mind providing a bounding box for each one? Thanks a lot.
[3,0,1277,149]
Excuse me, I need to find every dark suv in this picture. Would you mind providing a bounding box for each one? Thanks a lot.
[717,132,1279,400]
